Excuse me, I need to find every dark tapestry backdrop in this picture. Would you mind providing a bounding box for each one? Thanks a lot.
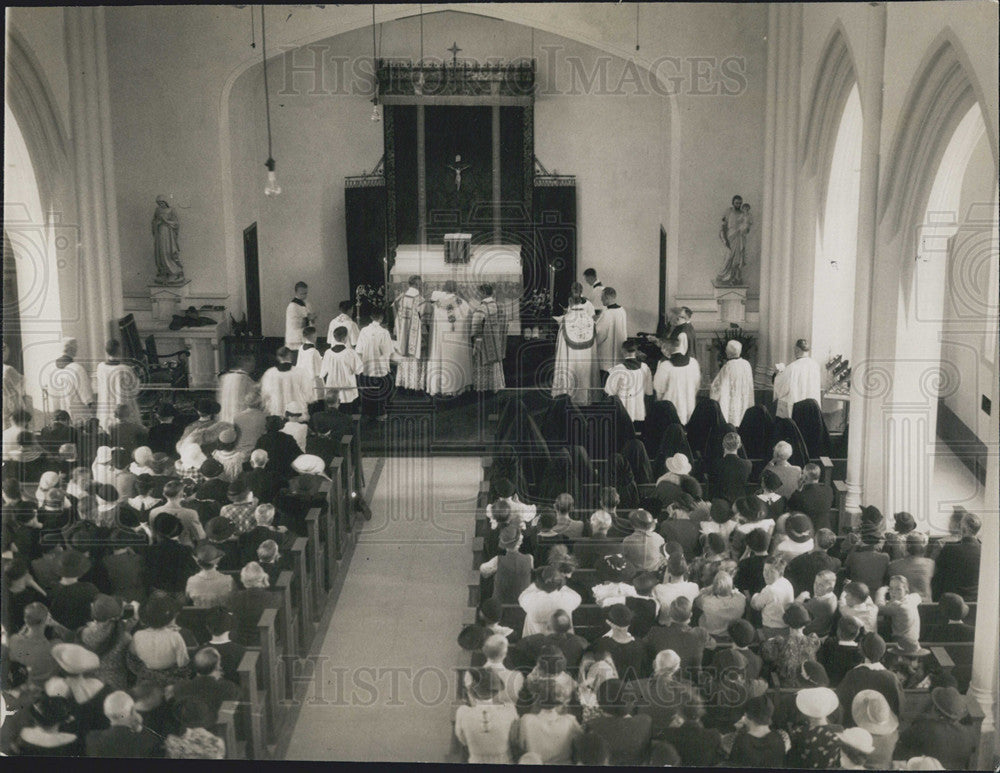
[424,105,492,240]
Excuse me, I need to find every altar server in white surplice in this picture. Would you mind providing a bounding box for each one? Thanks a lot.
[594,287,628,378]
[773,338,822,418]
[95,339,141,431]
[260,346,316,417]
[604,339,653,422]
[710,339,755,426]
[320,325,363,408]
[552,283,599,406]
[49,338,94,422]
[652,336,701,424]
[285,281,316,353]
[295,326,325,402]
[217,356,258,424]
[394,275,428,391]
[426,281,473,397]
[327,300,360,348]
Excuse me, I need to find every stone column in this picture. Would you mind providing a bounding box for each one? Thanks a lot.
[758,3,801,372]
[843,3,887,515]
[64,6,124,351]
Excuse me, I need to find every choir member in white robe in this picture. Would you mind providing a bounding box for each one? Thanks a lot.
[594,287,628,376]
[327,300,360,347]
[773,338,822,418]
[393,276,428,391]
[295,326,324,403]
[552,283,599,406]
[710,339,755,426]
[49,338,93,422]
[260,346,316,417]
[2,344,28,430]
[356,307,395,419]
[652,337,701,424]
[320,325,363,407]
[284,280,315,352]
[604,339,653,422]
[426,281,473,397]
[217,356,258,424]
[95,339,141,431]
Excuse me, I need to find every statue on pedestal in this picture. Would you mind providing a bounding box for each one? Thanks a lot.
[717,194,752,286]
[152,194,185,285]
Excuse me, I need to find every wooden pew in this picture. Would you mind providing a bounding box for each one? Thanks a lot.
[338,437,356,529]
[289,537,315,646]
[328,459,347,557]
[215,700,242,759]
[305,507,328,613]
[833,480,848,533]
[237,648,269,759]
[929,643,974,692]
[256,607,283,735]
[919,602,977,627]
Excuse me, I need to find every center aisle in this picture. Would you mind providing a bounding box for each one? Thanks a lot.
[282,456,481,761]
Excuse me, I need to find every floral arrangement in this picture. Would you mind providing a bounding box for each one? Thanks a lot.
[712,323,756,367]
[521,290,552,321]
[355,283,386,314]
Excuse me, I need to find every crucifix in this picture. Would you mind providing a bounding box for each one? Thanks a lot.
[447,41,462,65]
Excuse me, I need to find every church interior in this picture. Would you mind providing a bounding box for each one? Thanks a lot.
[2,2,998,766]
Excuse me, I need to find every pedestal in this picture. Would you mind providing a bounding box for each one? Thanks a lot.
[148,280,191,322]
[712,282,749,325]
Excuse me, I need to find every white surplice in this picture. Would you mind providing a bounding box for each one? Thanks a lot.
[95,361,141,431]
[594,304,628,372]
[604,359,653,422]
[327,314,360,348]
[49,360,93,422]
[773,355,821,418]
[710,356,755,426]
[426,291,473,396]
[652,355,702,424]
[320,344,363,403]
[259,364,317,417]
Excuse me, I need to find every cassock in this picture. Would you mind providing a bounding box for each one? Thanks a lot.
[394,287,427,390]
[552,299,598,405]
[604,358,653,422]
[773,356,821,418]
[595,303,628,373]
[470,296,507,392]
[710,355,755,426]
[49,355,93,422]
[652,353,701,424]
[669,321,697,358]
[284,297,314,350]
[320,344,363,404]
[259,362,316,417]
[326,313,360,347]
[217,369,257,424]
[95,360,141,431]
[426,290,473,397]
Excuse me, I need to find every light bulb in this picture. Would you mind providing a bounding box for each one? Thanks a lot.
[370,102,381,122]
[829,260,839,271]
[264,169,282,196]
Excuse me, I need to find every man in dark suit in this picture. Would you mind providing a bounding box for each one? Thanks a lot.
[836,633,905,726]
[932,510,981,601]
[510,610,589,675]
[38,410,77,453]
[785,527,841,597]
[710,432,752,503]
[642,597,711,676]
[147,403,184,455]
[85,691,163,758]
[195,458,229,504]
[254,415,301,479]
[925,593,975,642]
[243,449,282,504]
[786,463,834,531]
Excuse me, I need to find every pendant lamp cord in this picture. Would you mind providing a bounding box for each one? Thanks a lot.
[261,5,273,162]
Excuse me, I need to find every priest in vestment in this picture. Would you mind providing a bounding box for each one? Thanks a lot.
[217,355,258,424]
[49,338,94,422]
[394,275,428,391]
[652,336,701,424]
[773,338,822,418]
[595,287,628,380]
[552,282,598,406]
[260,346,317,417]
[470,284,508,392]
[95,339,141,431]
[604,339,653,422]
[710,339,755,426]
[426,280,473,397]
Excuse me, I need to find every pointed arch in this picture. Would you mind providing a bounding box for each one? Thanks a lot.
[879,31,998,238]
[800,22,859,181]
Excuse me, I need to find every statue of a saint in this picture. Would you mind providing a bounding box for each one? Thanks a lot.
[447,154,470,191]
[152,195,184,285]
[717,195,751,285]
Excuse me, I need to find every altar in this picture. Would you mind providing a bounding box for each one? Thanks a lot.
[389,243,523,334]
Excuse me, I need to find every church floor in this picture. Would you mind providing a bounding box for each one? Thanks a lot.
[280,456,481,761]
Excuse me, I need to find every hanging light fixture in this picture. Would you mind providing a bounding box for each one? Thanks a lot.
[413,4,425,95]
[370,4,381,122]
[260,5,281,196]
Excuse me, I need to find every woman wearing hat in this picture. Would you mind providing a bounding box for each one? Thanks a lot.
[787,686,843,768]
[92,445,116,486]
[127,591,192,686]
[838,726,876,770]
[76,595,133,691]
[760,602,822,686]
[12,695,82,756]
[48,642,113,739]
[773,512,816,558]
[885,636,932,689]
[209,424,245,481]
[755,469,788,520]
[654,452,702,506]
[894,686,975,769]
[851,690,898,769]
[454,668,519,764]
[480,523,534,605]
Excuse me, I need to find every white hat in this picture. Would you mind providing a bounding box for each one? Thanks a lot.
[285,401,305,416]
[795,686,839,719]
[665,453,692,476]
[838,727,875,755]
[178,440,207,470]
[291,454,328,477]
[904,757,944,770]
